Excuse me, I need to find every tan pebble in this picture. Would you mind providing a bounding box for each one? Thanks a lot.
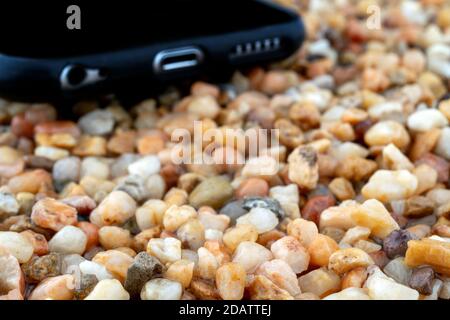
[328,248,375,275]
[340,226,371,246]
[351,199,399,239]
[232,241,272,273]
[364,120,410,150]
[405,238,450,276]
[164,188,189,206]
[72,135,107,157]
[165,259,194,289]
[8,169,53,194]
[409,128,441,162]
[90,191,136,227]
[271,236,309,274]
[288,146,319,190]
[241,156,279,180]
[308,234,339,267]
[215,262,246,300]
[30,198,77,231]
[135,199,167,231]
[235,178,269,199]
[298,268,341,298]
[137,134,165,155]
[176,219,205,250]
[28,275,74,300]
[35,133,77,149]
[404,196,435,218]
[328,177,356,201]
[320,202,359,231]
[163,204,197,232]
[289,102,320,130]
[76,221,99,251]
[341,266,368,289]
[286,218,318,248]
[259,70,295,95]
[248,275,294,300]
[20,230,48,256]
[413,164,438,195]
[197,209,229,232]
[223,224,259,253]
[295,292,320,300]
[92,250,134,283]
[107,130,136,154]
[191,81,220,98]
[354,239,382,253]
[197,247,219,280]
[256,259,301,296]
[362,68,390,92]
[98,226,132,250]
[132,226,162,252]
[114,247,136,257]
[187,95,221,119]
[335,156,377,181]
[189,279,220,300]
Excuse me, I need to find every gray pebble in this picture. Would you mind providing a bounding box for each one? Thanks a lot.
[219,200,248,225]
[242,197,285,219]
[115,174,149,203]
[124,252,165,298]
[53,156,81,185]
[78,110,115,136]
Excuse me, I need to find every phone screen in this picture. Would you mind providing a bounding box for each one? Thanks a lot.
[0,0,290,58]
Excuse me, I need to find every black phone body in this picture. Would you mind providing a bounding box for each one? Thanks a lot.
[0,0,305,102]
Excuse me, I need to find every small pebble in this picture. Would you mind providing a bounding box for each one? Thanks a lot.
[48,226,87,255]
[124,252,165,298]
[78,110,115,136]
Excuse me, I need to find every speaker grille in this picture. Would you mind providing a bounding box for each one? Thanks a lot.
[231,37,281,58]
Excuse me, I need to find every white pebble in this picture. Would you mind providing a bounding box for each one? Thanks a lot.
[383,257,412,286]
[85,279,130,300]
[147,237,181,264]
[79,260,114,281]
[407,109,448,132]
[368,102,403,120]
[232,241,273,273]
[0,231,33,263]
[34,146,69,161]
[48,226,87,255]
[128,156,161,178]
[382,144,414,171]
[140,278,182,300]
[323,287,370,300]
[236,207,278,234]
[361,170,418,202]
[365,266,419,300]
[435,127,450,160]
[81,157,110,180]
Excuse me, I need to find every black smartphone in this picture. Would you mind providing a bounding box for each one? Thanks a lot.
[0,0,305,102]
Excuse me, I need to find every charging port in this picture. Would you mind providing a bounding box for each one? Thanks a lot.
[60,64,107,90]
[153,47,204,73]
